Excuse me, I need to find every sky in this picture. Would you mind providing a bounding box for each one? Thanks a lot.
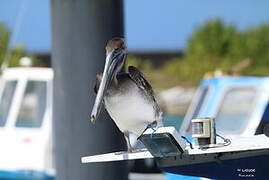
[0,0,269,53]
[0,0,50,53]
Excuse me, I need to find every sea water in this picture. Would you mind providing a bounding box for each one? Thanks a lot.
[163,114,184,131]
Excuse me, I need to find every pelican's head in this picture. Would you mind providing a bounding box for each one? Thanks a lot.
[90,37,126,123]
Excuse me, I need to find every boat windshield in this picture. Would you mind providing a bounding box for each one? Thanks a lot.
[15,81,47,128]
[183,86,209,134]
[0,80,17,127]
[191,86,209,120]
[215,87,256,134]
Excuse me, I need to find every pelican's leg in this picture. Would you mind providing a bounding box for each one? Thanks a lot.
[115,132,134,155]
[148,121,158,138]
[137,121,158,140]
[124,131,133,152]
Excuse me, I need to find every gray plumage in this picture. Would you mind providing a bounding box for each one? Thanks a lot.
[90,37,163,151]
[94,66,162,129]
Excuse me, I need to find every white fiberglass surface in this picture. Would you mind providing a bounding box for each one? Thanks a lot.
[0,75,52,171]
[215,87,257,134]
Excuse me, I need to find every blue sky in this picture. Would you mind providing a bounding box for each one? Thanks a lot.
[0,0,269,52]
[0,0,50,53]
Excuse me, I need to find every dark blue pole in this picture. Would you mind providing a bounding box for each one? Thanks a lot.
[51,0,127,179]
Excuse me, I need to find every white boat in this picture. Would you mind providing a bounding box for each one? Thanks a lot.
[0,67,54,179]
[82,76,269,180]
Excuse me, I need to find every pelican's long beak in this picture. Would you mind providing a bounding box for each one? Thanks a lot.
[90,49,125,123]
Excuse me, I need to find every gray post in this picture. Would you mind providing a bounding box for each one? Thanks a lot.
[50,0,128,180]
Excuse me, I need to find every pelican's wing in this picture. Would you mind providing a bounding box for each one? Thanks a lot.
[128,66,154,97]
[128,66,161,116]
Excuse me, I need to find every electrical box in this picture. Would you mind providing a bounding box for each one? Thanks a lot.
[192,117,216,146]
[138,126,186,157]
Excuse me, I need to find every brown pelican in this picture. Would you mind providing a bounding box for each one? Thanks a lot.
[90,37,162,152]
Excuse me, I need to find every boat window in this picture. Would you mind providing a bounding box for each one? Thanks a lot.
[191,86,209,120]
[183,86,209,134]
[215,87,256,134]
[16,81,47,128]
[0,81,17,127]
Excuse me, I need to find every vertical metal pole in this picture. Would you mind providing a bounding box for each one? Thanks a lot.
[51,0,127,179]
